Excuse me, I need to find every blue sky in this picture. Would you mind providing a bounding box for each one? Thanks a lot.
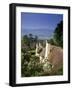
[21,12,63,39]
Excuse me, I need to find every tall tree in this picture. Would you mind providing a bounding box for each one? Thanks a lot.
[54,21,63,47]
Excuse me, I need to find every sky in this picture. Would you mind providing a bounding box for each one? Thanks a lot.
[21,12,63,40]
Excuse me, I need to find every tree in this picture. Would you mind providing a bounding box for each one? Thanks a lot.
[48,39,55,45]
[34,35,38,42]
[29,33,33,37]
[54,21,63,47]
[48,21,63,48]
[23,35,30,46]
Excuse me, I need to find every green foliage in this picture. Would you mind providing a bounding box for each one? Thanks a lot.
[49,21,63,48]
[57,66,63,75]
[54,21,63,47]
[28,50,35,55]
[23,35,30,46]
[21,34,43,77]
[21,49,43,77]
[48,39,55,45]
[22,34,38,50]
